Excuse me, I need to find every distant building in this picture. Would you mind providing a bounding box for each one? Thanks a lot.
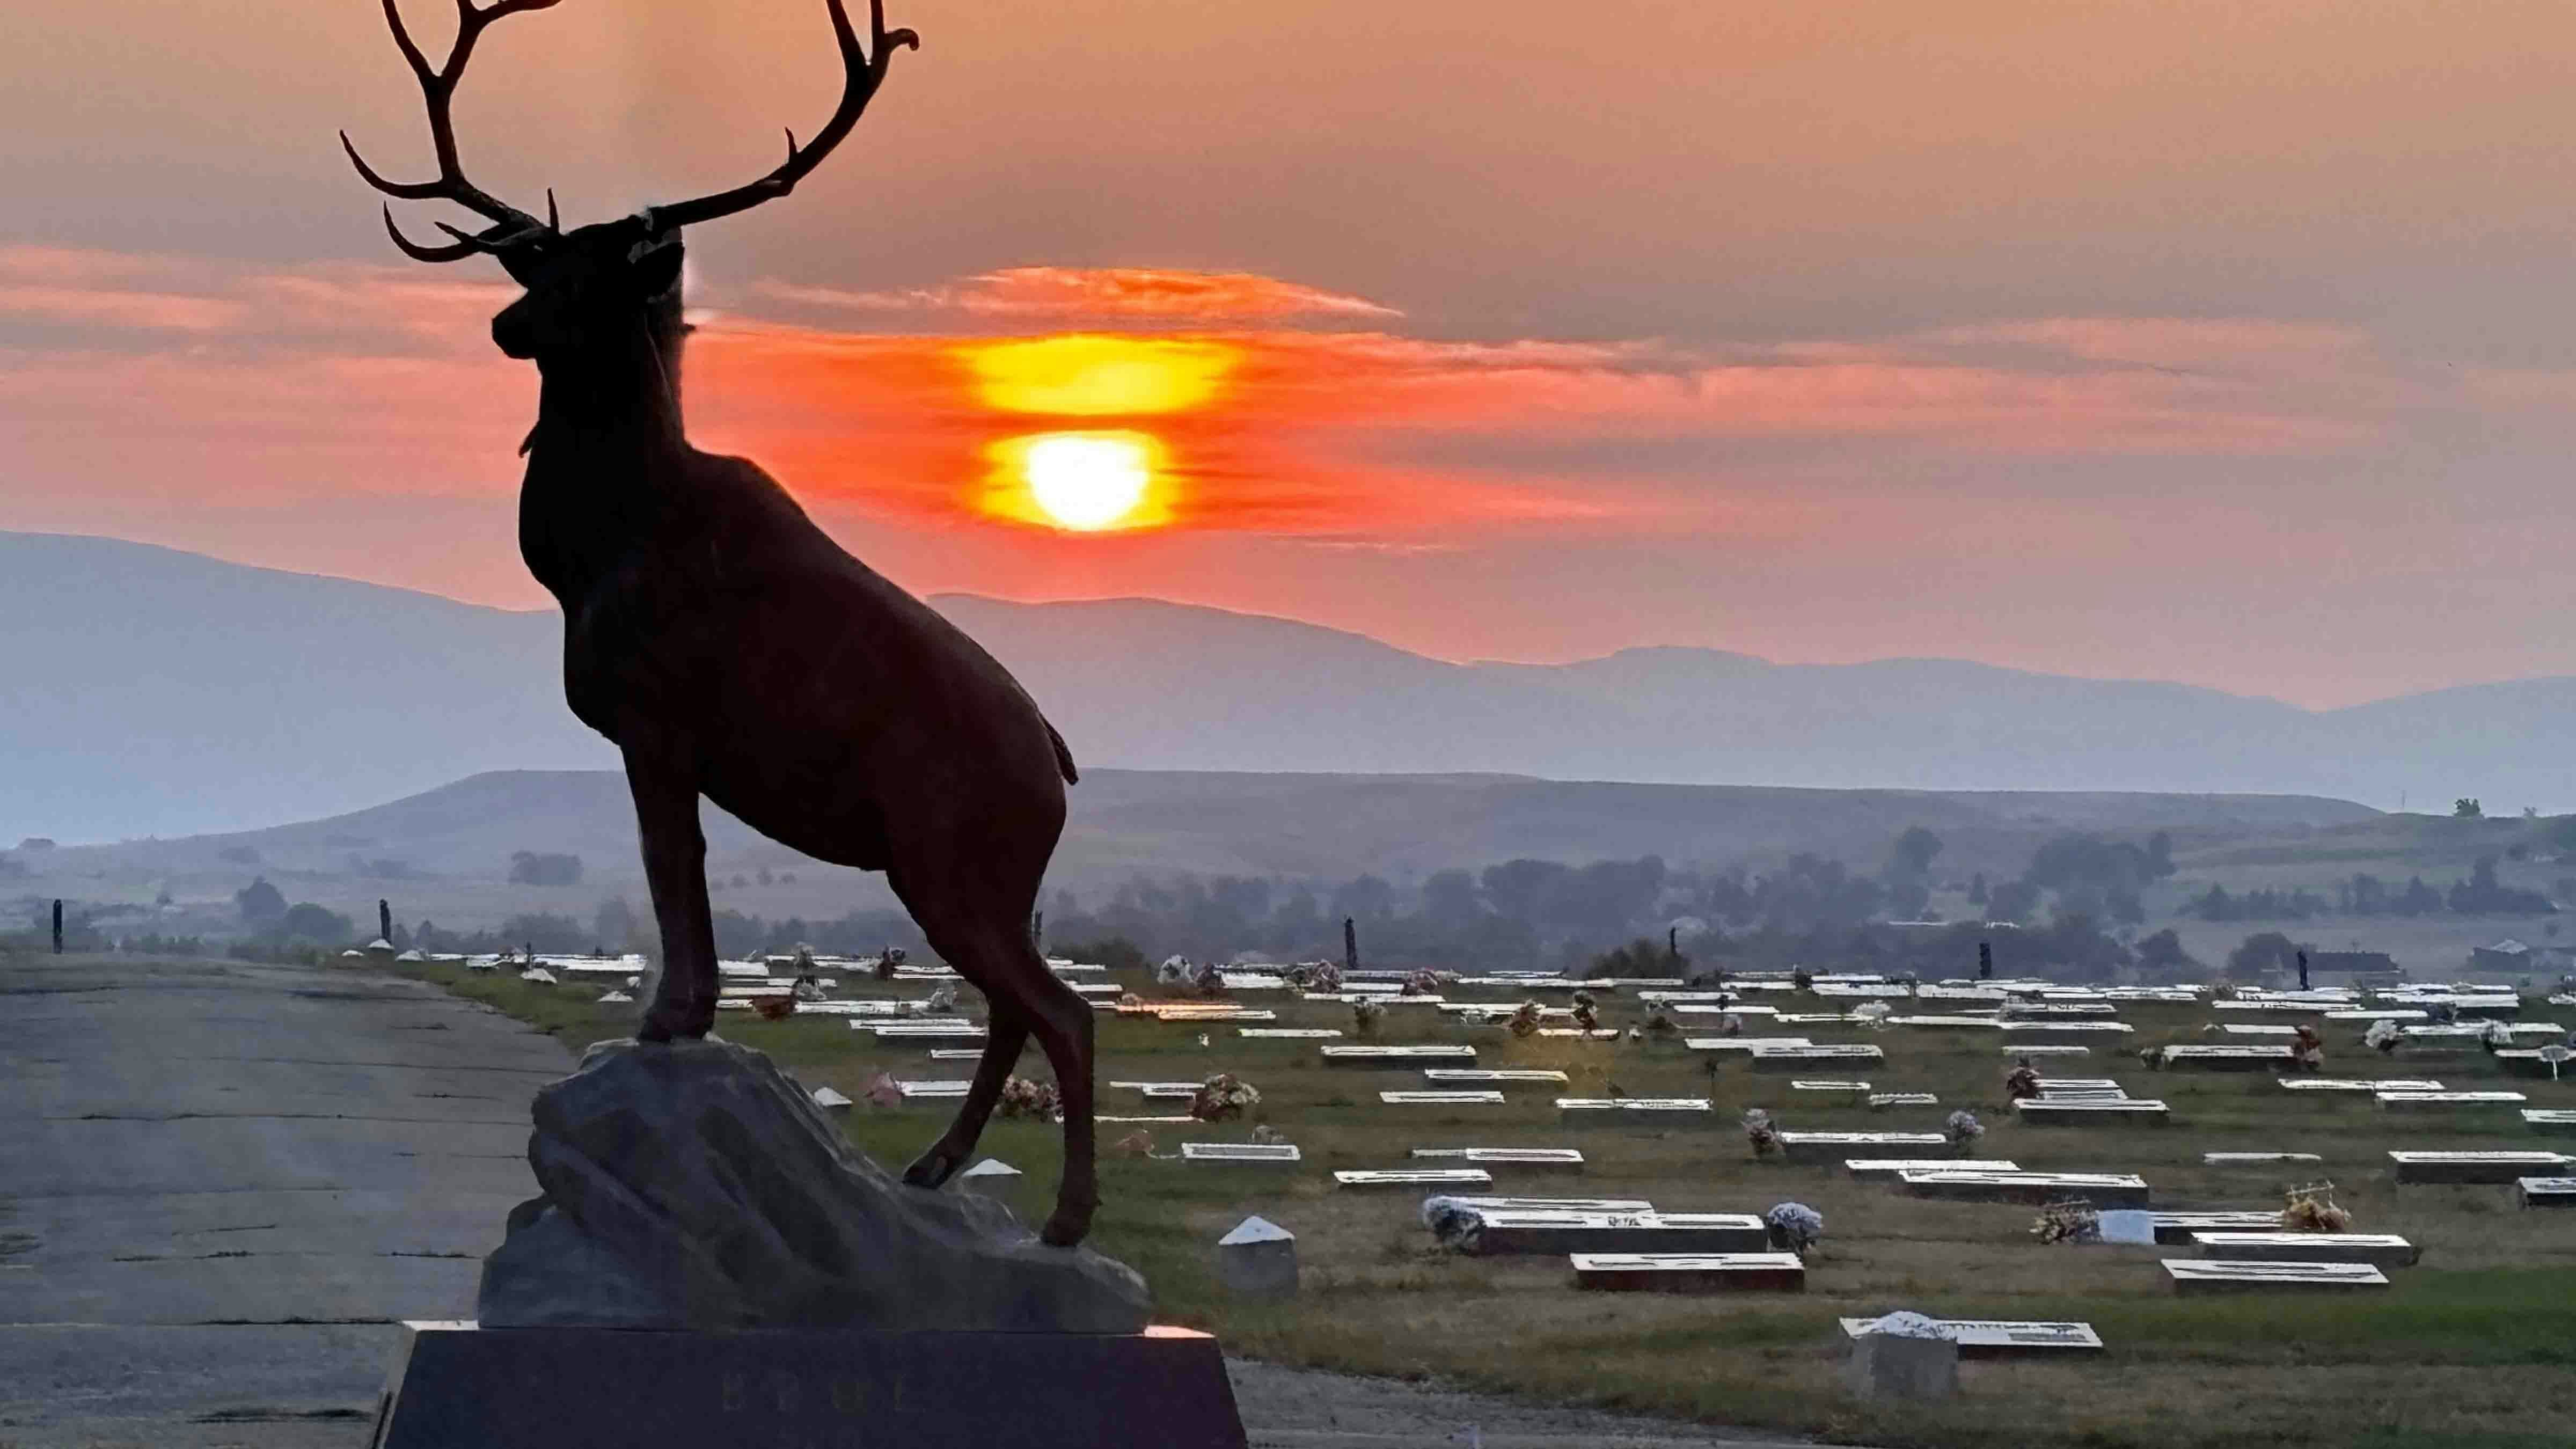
[2470,939,2533,973]
[2307,949,2404,987]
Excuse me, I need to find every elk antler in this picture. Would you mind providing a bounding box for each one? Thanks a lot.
[641,0,918,232]
[342,0,560,262]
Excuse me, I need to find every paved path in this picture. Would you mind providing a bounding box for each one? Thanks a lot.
[0,952,572,1447]
[1,953,1806,1448]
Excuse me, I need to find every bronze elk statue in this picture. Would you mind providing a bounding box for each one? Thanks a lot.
[343,0,1101,1246]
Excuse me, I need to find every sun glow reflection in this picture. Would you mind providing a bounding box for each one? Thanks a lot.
[961,335,1237,416]
[984,430,1168,532]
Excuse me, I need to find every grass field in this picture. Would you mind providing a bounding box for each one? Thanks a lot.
[395,960,2576,1449]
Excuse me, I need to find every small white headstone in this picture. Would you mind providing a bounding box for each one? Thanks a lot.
[2095,1210,2158,1245]
[1843,1312,1959,1401]
[1215,1215,1298,1299]
[810,1086,852,1114]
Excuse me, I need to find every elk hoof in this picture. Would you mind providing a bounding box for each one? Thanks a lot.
[1039,1201,1095,1248]
[903,1146,961,1190]
[636,998,714,1043]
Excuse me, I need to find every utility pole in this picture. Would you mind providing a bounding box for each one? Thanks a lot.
[379,899,393,943]
[52,899,64,955]
[1343,917,1359,975]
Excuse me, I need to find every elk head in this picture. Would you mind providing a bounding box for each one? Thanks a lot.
[343,0,917,363]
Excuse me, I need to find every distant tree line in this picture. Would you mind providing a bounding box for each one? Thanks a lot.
[2188,855,2555,922]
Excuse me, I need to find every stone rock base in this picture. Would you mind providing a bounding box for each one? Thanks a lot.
[372,1320,1246,1449]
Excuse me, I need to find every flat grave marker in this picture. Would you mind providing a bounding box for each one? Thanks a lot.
[2013,1099,2170,1126]
[2202,1152,2322,1166]
[2522,1109,2576,1135]
[1455,1210,1771,1255]
[2518,1176,2576,1208]
[1557,1097,1714,1124]
[1835,1319,2103,1358]
[1868,1093,1940,1108]
[1791,1080,1874,1093]
[1334,1168,1494,1191]
[1430,1195,1655,1212]
[1321,1045,1477,1066]
[2160,1045,2294,1071]
[2164,1260,2389,1294]
[1748,1044,1887,1072]
[1240,1028,1343,1039]
[1685,1036,1815,1054]
[2000,1045,2092,1057]
[2390,1150,2573,1184]
[895,1079,971,1100]
[2375,1090,2528,1113]
[1776,1131,1947,1162]
[1181,1142,1302,1165]
[1380,1090,1510,1106]
[2150,1211,2281,1243]
[1570,1253,1806,1293]
[1845,1158,2019,1181]
[1899,1171,2150,1207]
[1423,1068,1570,1085]
[1410,1147,1586,1173]
[2280,1078,2444,1095]
[2189,1232,2418,1268]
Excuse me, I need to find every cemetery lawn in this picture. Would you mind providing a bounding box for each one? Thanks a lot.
[399,961,2576,1449]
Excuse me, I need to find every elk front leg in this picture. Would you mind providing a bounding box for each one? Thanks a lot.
[626,745,717,1042]
[904,1007,1030,1190]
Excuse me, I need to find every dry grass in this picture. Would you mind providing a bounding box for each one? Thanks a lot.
[400,960,2576,1448]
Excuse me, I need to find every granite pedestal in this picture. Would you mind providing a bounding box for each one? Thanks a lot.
[371,1320,1247,1449]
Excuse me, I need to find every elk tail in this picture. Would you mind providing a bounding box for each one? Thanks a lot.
[1046,720,1079,785]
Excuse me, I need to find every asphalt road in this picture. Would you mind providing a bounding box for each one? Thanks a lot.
[0,952,572,1447]
[0,953,1805,1449]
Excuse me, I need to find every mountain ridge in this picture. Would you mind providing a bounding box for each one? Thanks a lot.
[6,530,2572,843]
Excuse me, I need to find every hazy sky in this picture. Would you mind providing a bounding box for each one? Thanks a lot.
[8,0,2576,708]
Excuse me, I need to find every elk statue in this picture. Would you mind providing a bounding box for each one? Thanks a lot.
[343,0,1101,1246]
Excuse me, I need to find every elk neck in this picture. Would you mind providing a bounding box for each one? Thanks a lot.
[515,295,698,602]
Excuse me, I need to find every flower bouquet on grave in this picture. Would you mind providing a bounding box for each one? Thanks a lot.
[920,983,958,1015]
[2281,1181,2351,1233]
[1765,1201,1824,1256]
[2364,1018,2402,1055]
[1507,1000,1543,1038]
[2004,1063,2041,1101]
[1352,997,1386,1036]
[1190,960,1228,999]
[1643,1008,1678,1035]
[1190,1072,1261,1122]
[1399,970,1444,997]
[1744,1108,1781,1158]
[2031,1198,2099,1245]
[1570,992,1599,1031]
[861,1070,904,1109]
[2291,1025,2325,1070]
[997,1074,1061,1123]
[1945,1109,1984,1150]
[1791,967,1814,992]
[872,947,904,982]
[1111,1129,1155,1158]
[1853,1001,1893,1030]
[1155,956,1194,986]
[752,993,797,1021]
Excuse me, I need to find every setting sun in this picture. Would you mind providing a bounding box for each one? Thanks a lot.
[980,430,1169,532]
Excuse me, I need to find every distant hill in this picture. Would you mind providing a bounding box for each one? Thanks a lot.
[5,530,2572,843]
[43,767,2381,903]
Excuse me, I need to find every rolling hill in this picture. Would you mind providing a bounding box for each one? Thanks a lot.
[6,529,2572,845]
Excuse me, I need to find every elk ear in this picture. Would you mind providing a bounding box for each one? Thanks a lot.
[630,238,685,301]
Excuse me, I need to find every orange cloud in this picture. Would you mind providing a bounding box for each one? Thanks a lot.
[0,252,2428,548]
[753,266,1401,325]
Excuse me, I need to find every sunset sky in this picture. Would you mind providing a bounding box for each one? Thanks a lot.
[8,0,2576,707]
